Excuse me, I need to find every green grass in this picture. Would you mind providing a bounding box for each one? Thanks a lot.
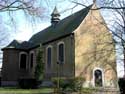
[0,87,54,94]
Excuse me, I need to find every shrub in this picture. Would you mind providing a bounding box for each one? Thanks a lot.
[52,77,74,91]
[82,88,97,94]
[118,78,125,94]
[74,77,85,91]
[52,77,85,92]
[35,45,44,81]
[18,78,37,89]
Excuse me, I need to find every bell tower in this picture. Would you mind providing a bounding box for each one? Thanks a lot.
[51,6,60,25]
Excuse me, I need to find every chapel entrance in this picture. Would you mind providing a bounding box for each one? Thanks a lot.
[94,69,103,87]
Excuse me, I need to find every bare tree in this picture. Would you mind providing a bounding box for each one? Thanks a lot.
[0,0,45,16]
[95,0,125,77]
[69,0,125,9]
[0,0,49,45]
[68,0,125,77]
[110,0,125,77]
[0,0,47,64]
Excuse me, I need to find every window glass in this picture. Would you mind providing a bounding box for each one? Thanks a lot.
[58,43,64,63]
[47,47,51,68]
[30,53,34,68]
[94,69,103,87]
[20,53,27,69]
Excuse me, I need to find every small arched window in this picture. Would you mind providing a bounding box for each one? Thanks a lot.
[47,47,52,68]
[94,69,103,87]
[19,52,27,69]
[58,42,65,63]
[30,52,34,68]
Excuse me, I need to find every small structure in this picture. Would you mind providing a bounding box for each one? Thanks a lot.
[1,3,118,90]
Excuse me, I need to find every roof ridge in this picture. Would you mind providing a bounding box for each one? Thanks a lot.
[3,4,93,50]
[58,4,93,23]
[29,4,92,46]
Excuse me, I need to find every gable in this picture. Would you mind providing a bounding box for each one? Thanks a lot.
[74,4,116,78]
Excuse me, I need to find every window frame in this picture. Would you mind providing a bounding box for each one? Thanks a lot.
[46,45,53,69]
[93,68,104,87]
[57,41,65,64]
[29,51,34,69]
[19,52,28,70]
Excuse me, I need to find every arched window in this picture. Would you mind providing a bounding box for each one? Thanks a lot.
[30,52,34,68]
[47,47,52,68]
[94,69,103,87]
[58,42,64,63]
[19,52,27,69]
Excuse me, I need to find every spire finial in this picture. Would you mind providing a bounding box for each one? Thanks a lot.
[93,0,96,3]
[51,6,60,25]
[51,6,60,16]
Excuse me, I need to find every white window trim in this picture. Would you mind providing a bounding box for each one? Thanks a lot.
[19,52,28,70]
[92,68,104,87]
[29,51,34,69]
[57,41,65,64]
[46,45,53,69]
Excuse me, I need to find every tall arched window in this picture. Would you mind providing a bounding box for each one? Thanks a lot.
[94,69,103,87]
[19,52,27,69]
[58,42,65,63]
[47,47,52,68]
[30,52,34,68]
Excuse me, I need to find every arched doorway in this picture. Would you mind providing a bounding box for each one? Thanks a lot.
[94,69,103,87]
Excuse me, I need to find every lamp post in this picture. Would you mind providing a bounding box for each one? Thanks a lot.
[57,61,60,94]
[57,61,63,93]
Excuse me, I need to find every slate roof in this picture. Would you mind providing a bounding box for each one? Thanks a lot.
[29,5,92,45]
[3,5,92,50]
[3,40,35,50]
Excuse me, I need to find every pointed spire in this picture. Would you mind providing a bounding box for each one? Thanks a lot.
[93,0,96,3]
[51,6,60,25]
[51,6,60,16]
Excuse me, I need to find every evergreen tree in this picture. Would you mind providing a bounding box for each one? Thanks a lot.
[35,45,44,81]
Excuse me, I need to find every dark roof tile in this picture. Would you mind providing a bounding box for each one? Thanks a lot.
[3,40,35,50]
[29,5,92,45]
[2,5,92,50]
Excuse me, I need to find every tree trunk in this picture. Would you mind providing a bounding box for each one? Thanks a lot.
[124,48,125,78]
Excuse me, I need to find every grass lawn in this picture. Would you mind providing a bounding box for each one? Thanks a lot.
[0,87,54,94]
